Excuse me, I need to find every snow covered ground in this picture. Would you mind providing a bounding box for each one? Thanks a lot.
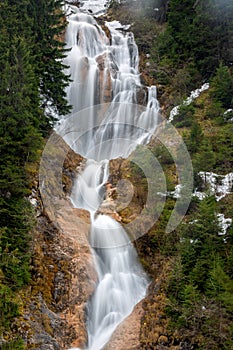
[169,83,210,122]
[194,172,233,202]
[217,213,232,236]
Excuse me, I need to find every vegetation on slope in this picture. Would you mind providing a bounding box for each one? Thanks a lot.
[0,0,69,347]
[109,0,233,348]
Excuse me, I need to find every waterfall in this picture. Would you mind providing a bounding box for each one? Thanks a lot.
[60,3,160,349]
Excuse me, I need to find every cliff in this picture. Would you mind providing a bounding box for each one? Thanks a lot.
[16,138,97,349]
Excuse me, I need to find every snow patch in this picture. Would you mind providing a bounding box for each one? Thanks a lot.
[193,191,207,200]
[65,0,111,17]
[224,108,232,115]
[217,213,232,236]
[158,172,232,202]
[169,83,209,122]
[195,172,233,201]
[157,184,183,199]
[224,108,233,121]
[171,184,183,198]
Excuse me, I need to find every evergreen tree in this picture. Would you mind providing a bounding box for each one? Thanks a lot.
[0,37,42,196]
[28,0,71,123]
[193,0,233,74]
[180,197,224,290]
[162,0,196,62]
[211,62,233,109]
[186,121,203,153]
[193,140,216,173]
[0,0,72,345]
[158,0,233,80]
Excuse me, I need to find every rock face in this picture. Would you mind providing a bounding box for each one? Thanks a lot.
[104,301,144,350]
[19,138,97,349]
[97,182,122,222]
[21,198,97,350]
[96,52,113,104]
[53,201,96,349]
[97,198,122,222]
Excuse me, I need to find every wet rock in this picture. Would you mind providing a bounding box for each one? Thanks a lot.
[96,52,113,103]
[18,141,97,349]
[21,201,96,349]
[97,198,122,222]
[104,301,144,350]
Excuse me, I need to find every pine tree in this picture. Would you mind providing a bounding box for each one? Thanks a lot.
[193,140,216,173]
[186,121,203,153]
[193,0,233,76]
[28,0,71,123]
[211,63,233,109]
[180,197,223,290]
[164,0,196,62]
[0,37,42,196]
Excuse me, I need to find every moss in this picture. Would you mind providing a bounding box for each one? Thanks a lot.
[41,314,53,335]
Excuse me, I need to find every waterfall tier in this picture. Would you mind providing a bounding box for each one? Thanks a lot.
[62,4,160,349]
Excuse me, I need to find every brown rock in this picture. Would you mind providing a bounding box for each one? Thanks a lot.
[97,198,122,222]
[158,335,168,345]
[104,301,144,350]
[96,52,113,103]
[24,199,97,349]
[22,138,97,349]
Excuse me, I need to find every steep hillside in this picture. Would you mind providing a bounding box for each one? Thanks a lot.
[106,1,233,349]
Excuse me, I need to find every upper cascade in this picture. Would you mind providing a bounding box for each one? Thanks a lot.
[58,6,160,161]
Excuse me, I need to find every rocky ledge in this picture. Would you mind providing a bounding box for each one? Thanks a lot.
[17,137,97,349]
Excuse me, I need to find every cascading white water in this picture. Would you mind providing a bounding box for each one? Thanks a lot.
[86,215,148,350]
[70,159,109,212]
[70,160,148,350]
[61,3,160,349]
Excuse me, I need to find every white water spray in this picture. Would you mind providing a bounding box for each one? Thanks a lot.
[61,3,160,349]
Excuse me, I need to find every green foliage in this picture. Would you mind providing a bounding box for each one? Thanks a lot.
[0,37,42,196]
[109,0,120,10]
[155,0,233,93]
[193,140,216,173]
[1,339,25,350]
[171,64,202,97]
[28,0,71,121]
[130,144,160,178]
[149,198,179,256]
[193,0,233,75]
[173,104,195,128]
[123,1,233,348]
[166,196,233,348]
[185,120,203,153]
[151,143,174,166]
[0,284,20,331]
[159,0,196,63]
[205,100,224,121]
[0,198,34,290]
[0,0,70,343]
[132,15,161,52]
[210,63,233,109]
[210,124,233,173]
[209,263,233,310]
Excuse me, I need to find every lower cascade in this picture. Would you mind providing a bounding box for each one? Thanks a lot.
[86,215,148,350]
[70,160,149,350]
[61,2,160,349]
